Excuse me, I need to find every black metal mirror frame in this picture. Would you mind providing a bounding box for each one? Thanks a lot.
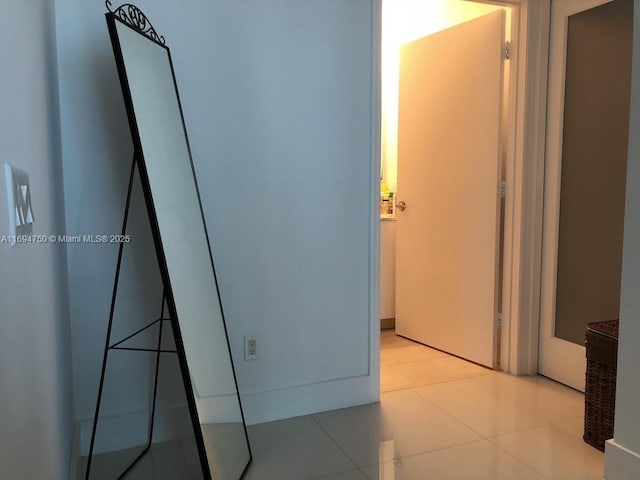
[91,3,252,478]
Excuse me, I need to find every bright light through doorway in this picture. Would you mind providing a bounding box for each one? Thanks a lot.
[380,0,511,192]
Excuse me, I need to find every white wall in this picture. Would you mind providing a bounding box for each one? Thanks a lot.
[56,0,376,454]
[605,3,640,478]
[0,1,73,478]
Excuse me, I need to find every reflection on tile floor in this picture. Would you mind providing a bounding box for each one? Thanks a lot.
[78,331,604,479]
[77,438,202,480]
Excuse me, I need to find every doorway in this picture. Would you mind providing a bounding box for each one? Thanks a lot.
[538,0,633,391]
[379,0,516,375]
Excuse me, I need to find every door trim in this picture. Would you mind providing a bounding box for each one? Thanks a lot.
[370,0,382,401]
[469,0,553,375]
[500,0,551,375]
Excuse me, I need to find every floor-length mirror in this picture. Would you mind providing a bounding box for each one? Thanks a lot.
[84,4,252,479]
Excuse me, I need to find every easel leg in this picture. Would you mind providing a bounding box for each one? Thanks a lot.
[115,291,166,479]
[148,291,166,447]
[85,155,137,479]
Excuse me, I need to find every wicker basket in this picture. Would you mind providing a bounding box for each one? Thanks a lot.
[583,319,619,451]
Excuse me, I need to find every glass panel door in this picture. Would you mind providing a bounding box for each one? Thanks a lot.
[539,0,632,390]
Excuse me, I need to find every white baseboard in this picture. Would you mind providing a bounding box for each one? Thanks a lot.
[241,374,376,425]
[605,439,640,480]
[69,422,80,480]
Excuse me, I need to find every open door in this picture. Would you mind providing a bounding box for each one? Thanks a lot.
[395,11,505,368]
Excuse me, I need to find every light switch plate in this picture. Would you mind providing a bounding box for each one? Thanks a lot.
[5,163,34,246]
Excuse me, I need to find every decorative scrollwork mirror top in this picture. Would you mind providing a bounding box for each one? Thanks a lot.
[105,1,166,45]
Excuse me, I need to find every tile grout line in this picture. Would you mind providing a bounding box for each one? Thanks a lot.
[381,339,498,440]
[355,437,489,470]
[484,435,554,480]
[382,361,497,393]
[404,386,490,441]
[308,414,366,478]
[411,384,586,443]
[386,384,554,479]
[379,339,588,478]
[407,380,596,479]
[380,372,533,472]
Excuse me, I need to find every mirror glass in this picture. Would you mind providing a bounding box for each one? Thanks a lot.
[102,12,251,480]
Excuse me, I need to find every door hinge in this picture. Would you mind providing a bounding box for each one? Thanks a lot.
[497,313,503,328]
[499,181,506,198]
[504,41,511,60]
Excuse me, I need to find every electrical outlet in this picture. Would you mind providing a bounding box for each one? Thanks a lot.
[244,336,257,361]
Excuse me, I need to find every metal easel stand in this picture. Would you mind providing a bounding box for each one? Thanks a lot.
[85,154,178,480]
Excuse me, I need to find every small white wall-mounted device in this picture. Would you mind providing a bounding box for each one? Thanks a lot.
[4,163,34,246]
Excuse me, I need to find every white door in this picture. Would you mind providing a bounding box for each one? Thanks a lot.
[395,12,505,368]
[539,0,632,391]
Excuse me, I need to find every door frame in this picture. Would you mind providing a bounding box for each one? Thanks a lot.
[495,0,552,375]
[368,0,552,395]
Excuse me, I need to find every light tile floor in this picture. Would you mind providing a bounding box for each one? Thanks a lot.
[243,331,603,480]
[79,331,604,479]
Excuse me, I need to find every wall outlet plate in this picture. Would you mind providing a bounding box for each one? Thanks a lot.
[244,336,257,361]
[4,164,34,245]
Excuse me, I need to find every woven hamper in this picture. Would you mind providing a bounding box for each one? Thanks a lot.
[583,319,619,451]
